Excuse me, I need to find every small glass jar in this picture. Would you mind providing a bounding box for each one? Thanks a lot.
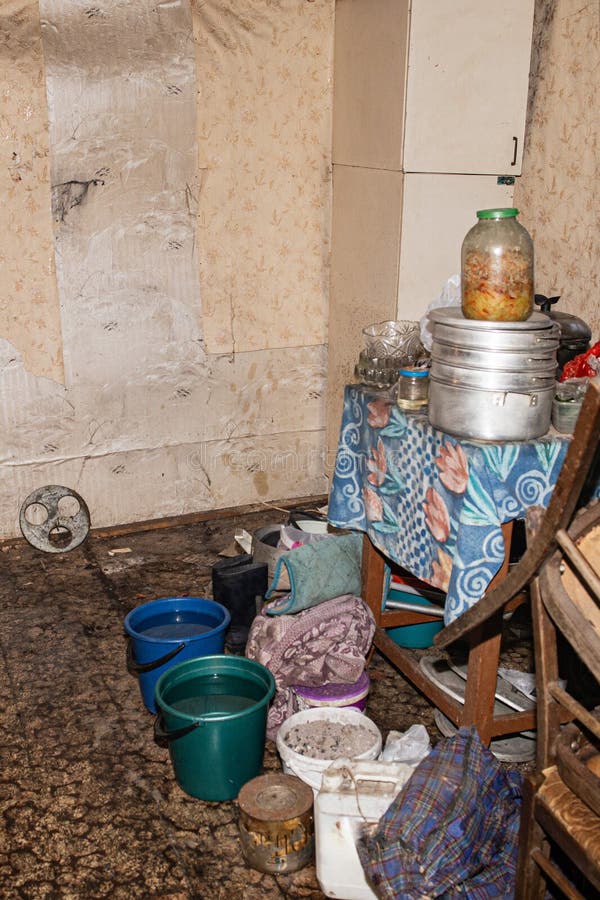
[395,367,429,410]
[461,208,534,322]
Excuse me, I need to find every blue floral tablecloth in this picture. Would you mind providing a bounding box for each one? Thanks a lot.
[328,386,576,624]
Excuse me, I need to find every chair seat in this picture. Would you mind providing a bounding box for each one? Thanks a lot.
[535,766,600,892]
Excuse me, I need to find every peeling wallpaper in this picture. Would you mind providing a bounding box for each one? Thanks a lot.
[0,336,327,528]
[0,0,332,538]
[40,0,204,387]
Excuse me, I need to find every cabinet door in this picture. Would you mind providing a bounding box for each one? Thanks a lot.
[332,0,409,170]
[396,174,515,321]
[403,0,534,176]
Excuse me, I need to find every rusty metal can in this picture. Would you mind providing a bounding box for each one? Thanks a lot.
[237,773,314,874]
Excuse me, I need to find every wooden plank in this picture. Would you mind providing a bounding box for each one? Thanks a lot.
[530,574,562,771]
[515,774,547,900]
[362,522,539,742]
[361,534,387,622]
[378,608,443,627]
[549,684,600,742]
[460,613,503,744]
[373,628,536,736]
[488,708,536,738]
[543,565,600,684]
[530,850,585,900]
[374,628,465,725]
[460,524,513,743]
[2,493,329,547]
[555,527,600,604]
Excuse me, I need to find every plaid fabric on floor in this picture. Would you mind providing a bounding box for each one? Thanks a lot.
[357,726,523,899]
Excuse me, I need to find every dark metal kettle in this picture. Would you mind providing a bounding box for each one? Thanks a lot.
[534,294,591,370]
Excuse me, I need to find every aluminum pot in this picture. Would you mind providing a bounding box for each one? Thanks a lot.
[428,377,554,442]
[427,308,558,441]
[428,308,560,352]
[430,359,556,392]
[431,341,557,373]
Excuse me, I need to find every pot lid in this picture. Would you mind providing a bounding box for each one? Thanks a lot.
[428,307,554,332]
[238,773,313,821]
[534,295,592,344]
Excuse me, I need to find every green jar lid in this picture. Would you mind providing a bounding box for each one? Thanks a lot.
[476,208,518,219]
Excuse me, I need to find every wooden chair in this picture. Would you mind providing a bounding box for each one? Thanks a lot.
[430,379,600,746]
[429,380,600,896]
[514,495,600,899]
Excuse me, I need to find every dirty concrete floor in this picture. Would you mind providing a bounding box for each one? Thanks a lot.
[0,506,534,900]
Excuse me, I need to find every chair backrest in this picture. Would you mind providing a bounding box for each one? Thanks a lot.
[540,500,600,688]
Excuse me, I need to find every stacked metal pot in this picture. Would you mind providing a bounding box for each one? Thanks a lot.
[428,308,560,441]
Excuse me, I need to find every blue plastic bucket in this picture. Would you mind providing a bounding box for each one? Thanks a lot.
[124,596,230,713]
[154,655,276,800]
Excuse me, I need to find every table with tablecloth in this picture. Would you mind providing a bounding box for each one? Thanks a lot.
[328,385,574,624]
[328,384,600,748]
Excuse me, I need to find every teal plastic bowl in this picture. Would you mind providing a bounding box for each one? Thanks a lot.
[385,589,444,649]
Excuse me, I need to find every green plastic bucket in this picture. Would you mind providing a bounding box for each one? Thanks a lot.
[154,655,275,801]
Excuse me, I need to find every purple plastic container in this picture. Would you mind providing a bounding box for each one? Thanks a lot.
[292,671,370,713]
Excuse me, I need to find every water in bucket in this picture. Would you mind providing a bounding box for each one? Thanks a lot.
[140,622,214,640]
[124,597,231,713]
[154,655,275,801]
[165,672,266,717]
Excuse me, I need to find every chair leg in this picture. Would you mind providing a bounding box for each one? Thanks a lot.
[361,535,386,664]
[515,774,547,900]
[530,576,563,770]
[460,612,503,745]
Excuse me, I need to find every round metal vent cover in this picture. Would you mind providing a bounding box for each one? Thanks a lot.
[19,485,90,553]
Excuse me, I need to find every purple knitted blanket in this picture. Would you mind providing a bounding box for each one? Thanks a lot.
[245,594,375,740]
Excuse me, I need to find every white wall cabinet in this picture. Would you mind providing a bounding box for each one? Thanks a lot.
[326,0,535,463]
[403,0,535,176]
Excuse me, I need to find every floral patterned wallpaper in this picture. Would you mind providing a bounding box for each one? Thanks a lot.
[0,0,63,381]
[515,0,600,339]
[192,0,334,354]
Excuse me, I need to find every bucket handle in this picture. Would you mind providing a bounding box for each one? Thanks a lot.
[153,713,202,747]
[126,637,186,675]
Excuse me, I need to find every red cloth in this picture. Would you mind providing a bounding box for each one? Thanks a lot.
[560,341,600,381]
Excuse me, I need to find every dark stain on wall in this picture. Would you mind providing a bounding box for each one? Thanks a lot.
[51,177,104,223]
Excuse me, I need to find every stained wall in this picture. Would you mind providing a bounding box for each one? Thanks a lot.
[1,0,597,540]
[0,0,333,538]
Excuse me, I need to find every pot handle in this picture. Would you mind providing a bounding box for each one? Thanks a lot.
[126,637,186,674]
[153,714,202,747]
[534,323,561,342]
[497,389,550,403]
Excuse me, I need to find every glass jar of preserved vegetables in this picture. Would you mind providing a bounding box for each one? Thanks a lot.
[461,208,534,321]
